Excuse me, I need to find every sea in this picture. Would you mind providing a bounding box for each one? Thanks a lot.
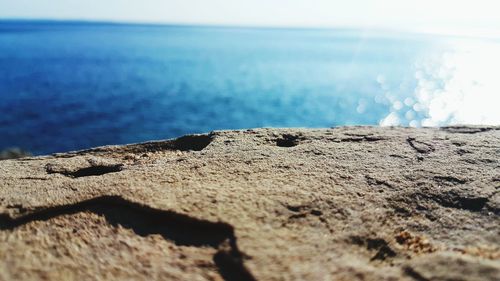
[1,20,499,155]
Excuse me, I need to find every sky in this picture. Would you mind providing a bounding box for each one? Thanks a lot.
[1,0,500,37]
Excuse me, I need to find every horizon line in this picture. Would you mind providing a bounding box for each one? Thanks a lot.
[1,18,499,41]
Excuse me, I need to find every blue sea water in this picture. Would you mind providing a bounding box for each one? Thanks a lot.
[0,21,498,155]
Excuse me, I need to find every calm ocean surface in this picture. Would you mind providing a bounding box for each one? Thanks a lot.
[1,21,499,155]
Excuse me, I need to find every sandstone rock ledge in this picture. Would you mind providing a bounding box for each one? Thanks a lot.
[0,126,499,281]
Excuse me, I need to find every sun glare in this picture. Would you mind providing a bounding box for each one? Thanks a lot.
[380,38,500,127]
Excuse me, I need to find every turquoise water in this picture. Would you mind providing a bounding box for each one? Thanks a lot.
[0,21,498,155]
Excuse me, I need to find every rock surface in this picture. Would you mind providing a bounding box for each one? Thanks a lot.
[0,126,499,281]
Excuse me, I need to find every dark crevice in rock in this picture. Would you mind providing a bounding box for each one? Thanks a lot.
[399,191,489,213]
[486,206,500,215]
[276,134,302,147]
[389,189,492,216]
[0,196,256,281]
[134,134,214,152]
[55,134,215,157]
[441,126,497,134]
[340,136,385,142]
[437,195,489,212]
[284,203,310,213]
[404,266,431,281]
[350,236,397,261]
[463,158,497,165]
[365,175,394,189]
[456,149,472,156]
[433,176,468,185]
[370,246,397,261]
[282,203,331,232]
[172,134,214,151]
[389,154,410,159]
[288,213,308,220]
[18,177,50,181]
[284,203,322,217]
[46,164,124,178]
[310,209,323,216]
[407,138,435,154]
[451,141,466,147]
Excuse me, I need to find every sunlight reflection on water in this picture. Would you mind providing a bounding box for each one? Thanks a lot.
[380,39,500,127]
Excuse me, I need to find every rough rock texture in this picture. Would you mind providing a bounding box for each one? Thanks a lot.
[0,126,499,281]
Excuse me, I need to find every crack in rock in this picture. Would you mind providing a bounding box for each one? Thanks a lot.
[129,134,214,153]
[407,138,435,154]
[403,266,431,281]
[275,134,304,147]
[171,134,215,151]
[284,203,323,217]
[433,176,468,186]
[441,126,497,134]
[350,236,397,262]
[0,196,256,281]
[436,193,489,212]
[283,203,332,233]
[46,163,124,178]
[395,191,489,213]
[340,136,385,142]
[53,134,215,157]
[456,149,472,156]
[365,175,394,189]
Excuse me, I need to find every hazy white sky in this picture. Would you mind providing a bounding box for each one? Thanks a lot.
[1,0,499,35]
